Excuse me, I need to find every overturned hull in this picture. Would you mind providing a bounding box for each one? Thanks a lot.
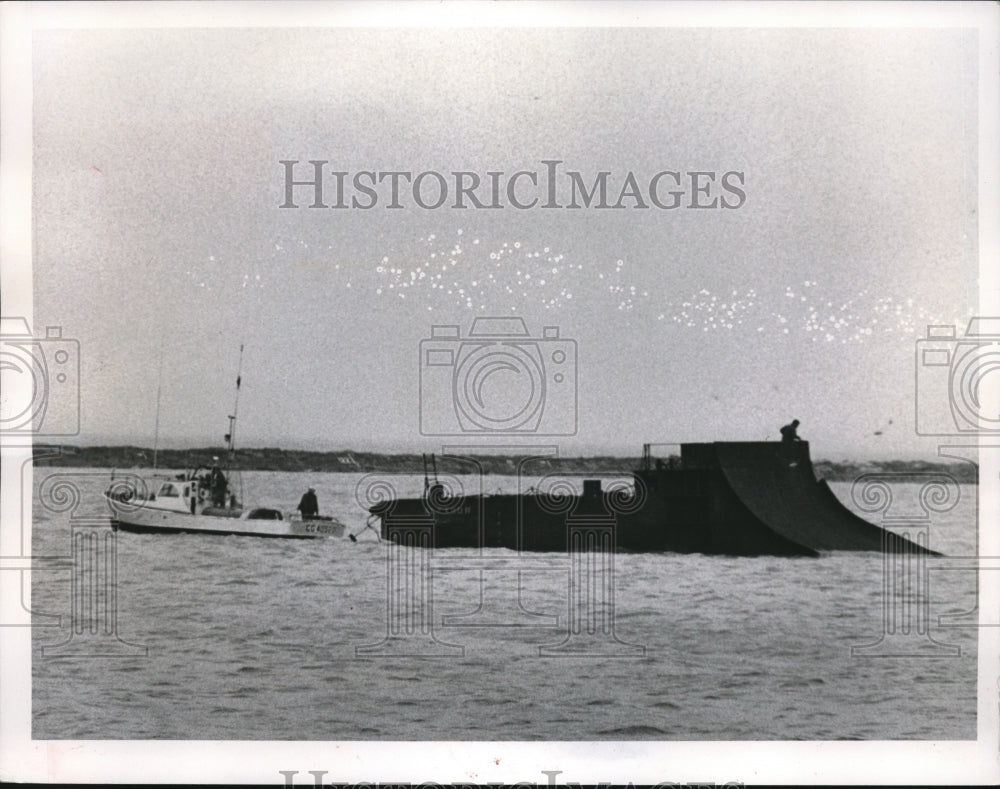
[625,441,940,556]
[370,442,941,557]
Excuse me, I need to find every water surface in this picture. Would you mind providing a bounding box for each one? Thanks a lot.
[31,469,978,740]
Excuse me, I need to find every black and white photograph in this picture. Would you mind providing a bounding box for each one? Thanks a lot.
[1,1,998,785]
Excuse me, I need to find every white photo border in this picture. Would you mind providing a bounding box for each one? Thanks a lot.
[1,1,998,785]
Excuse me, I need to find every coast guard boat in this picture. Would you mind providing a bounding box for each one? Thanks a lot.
[104,347,345,540]
[106,464,345,539]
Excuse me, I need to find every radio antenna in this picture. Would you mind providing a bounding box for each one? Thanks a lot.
[152,338,165,470]
[226,344,244,462]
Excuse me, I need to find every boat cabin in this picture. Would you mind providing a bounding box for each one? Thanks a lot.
[151,479,201,514]
[144,471,237,515]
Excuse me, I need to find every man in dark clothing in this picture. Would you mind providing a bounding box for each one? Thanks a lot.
[298,487,319,519]
[780,419,802,443]
[209,461,228,507]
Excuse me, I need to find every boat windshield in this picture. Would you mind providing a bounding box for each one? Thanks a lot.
[158,483,181,497]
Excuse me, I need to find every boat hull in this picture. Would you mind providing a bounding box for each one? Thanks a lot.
[108,498,344,540]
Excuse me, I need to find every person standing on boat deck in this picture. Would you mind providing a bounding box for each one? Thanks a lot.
[298,487,319,519]
[209,458,228,507]
[780,419,803,444]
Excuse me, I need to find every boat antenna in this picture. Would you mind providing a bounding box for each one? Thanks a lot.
[152,339,165,470]
[225,344,244,464]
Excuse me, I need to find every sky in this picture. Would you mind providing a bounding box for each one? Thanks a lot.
[27,24,983,459]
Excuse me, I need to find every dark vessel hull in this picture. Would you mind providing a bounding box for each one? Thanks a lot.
[369,442,942,557]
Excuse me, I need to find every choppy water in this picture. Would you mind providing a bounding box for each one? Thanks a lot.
[31,468,978,740]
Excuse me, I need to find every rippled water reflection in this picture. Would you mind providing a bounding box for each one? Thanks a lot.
[31,468,978,740]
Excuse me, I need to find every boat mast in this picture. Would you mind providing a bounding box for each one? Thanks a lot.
[221,344,245,506]
[226,344,244,463]
[152,341,165,470]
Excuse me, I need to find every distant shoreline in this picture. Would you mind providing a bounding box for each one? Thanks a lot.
[31,444,979,484]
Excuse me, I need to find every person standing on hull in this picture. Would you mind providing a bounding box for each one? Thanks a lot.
[298,487,319,520]
[780,419,802,443]
[779,419,803,466]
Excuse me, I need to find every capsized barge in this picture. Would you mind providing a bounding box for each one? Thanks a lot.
[367,441,940,557]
